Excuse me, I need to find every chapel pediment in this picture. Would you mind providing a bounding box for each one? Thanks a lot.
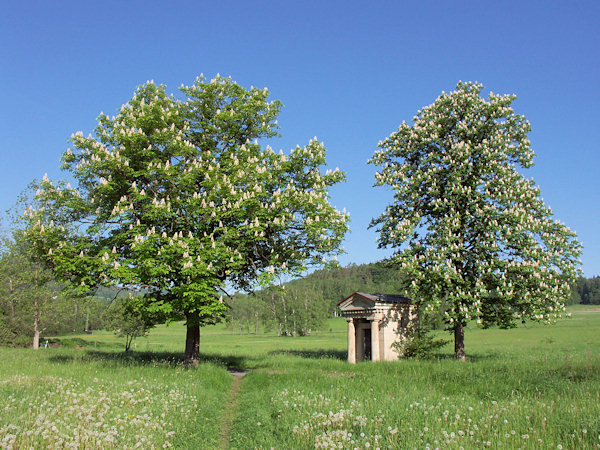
[338,293,375,312]
[338,292,410,312]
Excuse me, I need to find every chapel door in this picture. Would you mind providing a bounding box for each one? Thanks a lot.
[364,329,372,361]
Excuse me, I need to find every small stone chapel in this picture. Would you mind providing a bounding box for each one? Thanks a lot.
[338,292,415,363]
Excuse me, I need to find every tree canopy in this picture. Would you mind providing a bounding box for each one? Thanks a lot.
[369,81,581,359]
[22,76,349,361]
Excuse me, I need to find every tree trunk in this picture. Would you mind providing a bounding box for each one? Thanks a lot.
[185,322,200,363]
[73,304,78,332]
[9,278,16,318]
[454,322,466,361]
[33,299,40,350]
[125,334,132,352]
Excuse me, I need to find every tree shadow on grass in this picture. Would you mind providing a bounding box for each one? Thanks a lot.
[267,349,500,363]
[269,349,347,360]
[48,350,250,370]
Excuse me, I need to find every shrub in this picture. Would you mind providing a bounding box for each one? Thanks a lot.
[393,310,449,358]
[393,331,449,358]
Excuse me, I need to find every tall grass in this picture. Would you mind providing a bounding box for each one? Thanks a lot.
[1,306,599,448]
[230,352,599,448]
[227,308,600,449]
[0,349,231,448]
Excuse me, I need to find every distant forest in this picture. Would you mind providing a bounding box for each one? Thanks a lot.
[262,262,599,309]
[571,276,600,305]
[228,262,409,335]
[78,264,600,338]
[227,263,599,335]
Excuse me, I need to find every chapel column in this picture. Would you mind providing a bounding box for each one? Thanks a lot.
[371,318,380,362]
[346,318,356,364]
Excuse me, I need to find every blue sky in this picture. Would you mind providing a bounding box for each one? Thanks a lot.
[1,0,598,276]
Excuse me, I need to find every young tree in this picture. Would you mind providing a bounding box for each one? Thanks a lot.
[102,295,157,352]
[75,295,106,333]
[0,233,63,348]
[369,81,581,360]
[23,76,348,362]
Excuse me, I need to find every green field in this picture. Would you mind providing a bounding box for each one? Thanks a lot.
[1,305,599,449]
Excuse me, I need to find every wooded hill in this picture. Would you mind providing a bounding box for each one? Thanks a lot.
[228,262,409,335]
[227,263,599,336]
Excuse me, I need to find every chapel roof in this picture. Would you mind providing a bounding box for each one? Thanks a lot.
[337,292,411,306]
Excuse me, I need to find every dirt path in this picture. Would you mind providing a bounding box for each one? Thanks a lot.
[219,369,248,449]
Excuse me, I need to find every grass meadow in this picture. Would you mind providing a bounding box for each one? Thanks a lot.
[1,305,599,449]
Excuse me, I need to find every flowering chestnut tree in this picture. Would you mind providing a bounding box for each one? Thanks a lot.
[23,76,349,361]
[369,81,581,360]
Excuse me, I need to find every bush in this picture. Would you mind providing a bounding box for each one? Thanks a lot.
[392,310,449,358]
[0,318,31,347]
[0,318,17,345]
[394,332,449,358]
